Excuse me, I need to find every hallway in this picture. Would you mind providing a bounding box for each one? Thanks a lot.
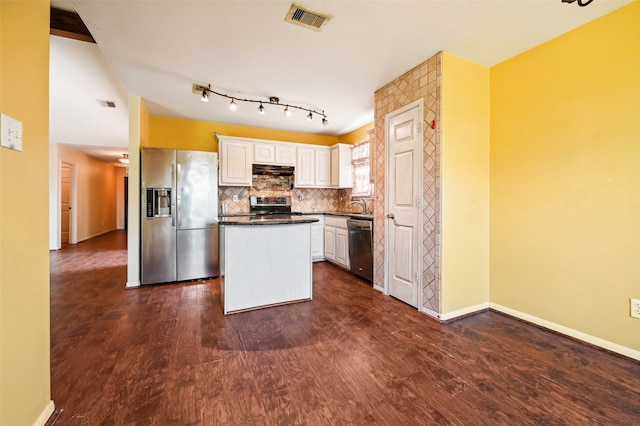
[49,231,640,424]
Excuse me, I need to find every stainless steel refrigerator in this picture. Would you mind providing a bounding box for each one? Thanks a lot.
[141,148,219,285]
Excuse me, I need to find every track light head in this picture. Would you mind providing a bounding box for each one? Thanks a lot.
[193,82,327,125]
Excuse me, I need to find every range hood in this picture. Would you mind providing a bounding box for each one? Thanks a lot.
[252,164,295,176]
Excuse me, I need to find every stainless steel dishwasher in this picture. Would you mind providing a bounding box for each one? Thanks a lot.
[347,219,373,282]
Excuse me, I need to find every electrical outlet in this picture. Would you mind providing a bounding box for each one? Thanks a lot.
[232,194,239,202]
[631,298,640,319]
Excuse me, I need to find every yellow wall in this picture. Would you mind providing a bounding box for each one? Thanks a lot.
[58,144,118,241]
[116,167,128,229]
[338,122,374,145]
[126,96,147,287]
[0,1,54,425]
[148,116,339,151]
[441,53,490,315]
[140,99,150,147]
[490,1,640,352]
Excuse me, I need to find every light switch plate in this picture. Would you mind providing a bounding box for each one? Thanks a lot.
[1,114,23,152]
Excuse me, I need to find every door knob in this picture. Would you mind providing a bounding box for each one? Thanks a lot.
[386,213,394,219]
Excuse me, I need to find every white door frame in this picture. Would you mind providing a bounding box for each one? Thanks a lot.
[59,160,78,247]
[383,98,424,309]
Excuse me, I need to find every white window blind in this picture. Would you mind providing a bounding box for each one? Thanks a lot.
[351,141,373,198]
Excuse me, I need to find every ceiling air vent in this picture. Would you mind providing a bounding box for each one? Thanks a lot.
[97,99,116,108]
[285,3,332,32]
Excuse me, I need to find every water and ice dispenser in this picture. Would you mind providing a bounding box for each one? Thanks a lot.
[146,188,172,218]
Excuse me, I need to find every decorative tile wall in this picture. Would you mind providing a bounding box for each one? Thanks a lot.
[251,175,292,194]
[218,187,250,214]
[291,188,344,213]
[218,184,371,215]
[372,52,442,314]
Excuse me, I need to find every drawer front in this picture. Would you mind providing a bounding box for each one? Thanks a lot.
[325,215,347,228]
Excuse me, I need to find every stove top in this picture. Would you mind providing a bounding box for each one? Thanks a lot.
[250,195,295,215]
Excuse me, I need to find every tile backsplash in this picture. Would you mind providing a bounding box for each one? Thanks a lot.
[219,187,250,214]
[251,175,292,194]
[218,181,372,215]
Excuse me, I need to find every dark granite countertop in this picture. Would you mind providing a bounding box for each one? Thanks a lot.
[321,211,373,220]
[219,212,373,221]
[219,215,319,226]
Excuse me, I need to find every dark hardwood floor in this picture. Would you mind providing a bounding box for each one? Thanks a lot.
[49,230,640,425]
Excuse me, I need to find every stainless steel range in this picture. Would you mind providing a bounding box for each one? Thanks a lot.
[250,195,300,216]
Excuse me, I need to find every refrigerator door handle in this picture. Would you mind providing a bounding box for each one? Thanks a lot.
[171,164,176,227]
[176,163,182,228]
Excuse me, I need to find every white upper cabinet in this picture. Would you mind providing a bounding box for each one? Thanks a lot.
[219,137,253,186]
[331,143,353,188]
[295,147,315,186]
[253,142,296,166]
[295,146,330,188]
[254,142,276,164]
[217,134,343,188]
[275,144,296,166]
[315,147,331,187]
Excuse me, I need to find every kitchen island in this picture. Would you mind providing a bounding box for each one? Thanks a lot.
[218,215,319,314]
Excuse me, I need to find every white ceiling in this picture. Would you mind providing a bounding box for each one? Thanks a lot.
[49,0,631,164]
[50,34,130,165]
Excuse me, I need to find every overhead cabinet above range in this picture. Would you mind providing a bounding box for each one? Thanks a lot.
[217,134,353,188]
[254,142,296,166]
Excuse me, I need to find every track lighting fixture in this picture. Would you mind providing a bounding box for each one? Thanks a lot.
[193,83,328,126]
[561,0,593,6]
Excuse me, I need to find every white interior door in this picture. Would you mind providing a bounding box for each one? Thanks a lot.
[385,100,422,307]
[60,163,71,243]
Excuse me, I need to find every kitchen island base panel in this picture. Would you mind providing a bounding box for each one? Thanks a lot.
[222,223,312,314]
[220,298,311,315]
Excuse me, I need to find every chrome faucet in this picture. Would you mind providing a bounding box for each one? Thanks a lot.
[348,199,368,214]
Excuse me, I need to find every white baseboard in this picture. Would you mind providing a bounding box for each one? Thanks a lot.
[419,306,440,319]
[373,284,384,293]
[77,228,118,243]
[491,303,640,361]
[126,280,140,289]
[34,400,55,426]
[439,302,490,321]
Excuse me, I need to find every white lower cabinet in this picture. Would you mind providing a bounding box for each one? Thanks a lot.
[324,226,336,262]
[310,215,324,261]
[335,227,349,268]
[324,215,349,269]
